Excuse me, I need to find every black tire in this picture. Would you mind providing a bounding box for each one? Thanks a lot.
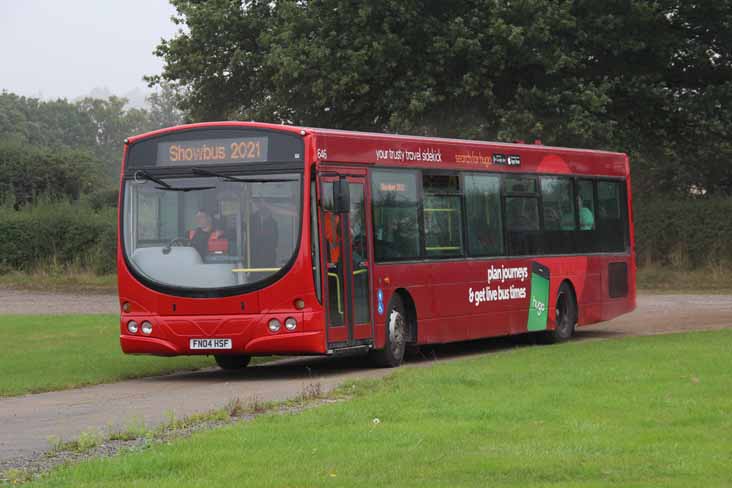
[214,354,251,371]
[369,295,408,368]
[540,282,577,344]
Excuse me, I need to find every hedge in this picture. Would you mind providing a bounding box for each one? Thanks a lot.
[0,202,116,274]
[0,198,730,276]
[633,198,732,267]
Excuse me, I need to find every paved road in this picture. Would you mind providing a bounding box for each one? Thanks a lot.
[0,287,118,315]
[1,294,731,467]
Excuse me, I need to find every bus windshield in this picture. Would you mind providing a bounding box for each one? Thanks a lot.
[122,172,301,290]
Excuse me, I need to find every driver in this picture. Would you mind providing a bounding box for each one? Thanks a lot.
[188,210,226,257]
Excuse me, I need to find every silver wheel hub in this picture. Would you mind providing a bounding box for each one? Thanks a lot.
[388,309,405,356]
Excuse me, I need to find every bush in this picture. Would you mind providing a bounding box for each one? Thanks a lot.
[634,198,732,267]
[84,187,119,210]
[0,200,116,274]
[0,138,103,206]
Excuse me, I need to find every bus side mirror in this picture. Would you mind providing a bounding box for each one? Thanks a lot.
[333,179,350,214]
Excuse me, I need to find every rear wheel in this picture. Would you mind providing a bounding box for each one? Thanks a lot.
[214,354,251,371]
[369,295,407,368]
[541,282,577,344]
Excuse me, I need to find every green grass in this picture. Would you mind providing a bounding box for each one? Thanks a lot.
[25,330,732,487]
[0,271,116,293]
[0,315,213,397]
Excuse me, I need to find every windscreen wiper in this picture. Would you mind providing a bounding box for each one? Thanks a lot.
[192,168,297,183]
[134,170,216,192]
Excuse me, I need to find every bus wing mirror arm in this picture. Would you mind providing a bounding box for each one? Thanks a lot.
[333,178,350,214]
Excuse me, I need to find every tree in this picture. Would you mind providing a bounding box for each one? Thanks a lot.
[0,92,96,148]
[150,0,731,196]
[147,81,186,129]
[0,91,162,189]
[77,96,153,178]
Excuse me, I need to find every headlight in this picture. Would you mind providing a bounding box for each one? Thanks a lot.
[127,321,139,334]
[285,317,297,331]
[141,321,153,335]
[268,319,281,332]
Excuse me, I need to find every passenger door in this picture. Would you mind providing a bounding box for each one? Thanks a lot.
[319,171,373,350]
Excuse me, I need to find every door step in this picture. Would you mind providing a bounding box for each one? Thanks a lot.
[327,344,372,356]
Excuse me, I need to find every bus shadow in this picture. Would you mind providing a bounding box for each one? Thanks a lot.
[152,328,626,384]
[152,335,525,383]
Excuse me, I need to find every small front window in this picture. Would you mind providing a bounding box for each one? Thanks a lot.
[123,173,301,291]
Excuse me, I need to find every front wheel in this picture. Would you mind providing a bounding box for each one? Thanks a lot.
[214,354,251,371]
[369,295,407,368]
[540,282,577,344]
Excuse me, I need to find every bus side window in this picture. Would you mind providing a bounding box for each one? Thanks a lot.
[505,196,541,255]
[576,179,597,253]
[504,176,541,256]
[422,173,463,258]
[576,180,596,231]
[540,176,576,254]
[464,174,503,256]
[371,170,421,261]
[597,181,626,252]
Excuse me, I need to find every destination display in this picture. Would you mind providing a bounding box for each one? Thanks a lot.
[157,137,269,165]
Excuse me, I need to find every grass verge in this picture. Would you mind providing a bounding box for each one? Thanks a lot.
[0,271,116,294]
[0,315,216,397]
[636,262,732,294]
[20,329,732,487]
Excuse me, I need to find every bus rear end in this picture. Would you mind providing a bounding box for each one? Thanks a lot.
[117,123,323,369]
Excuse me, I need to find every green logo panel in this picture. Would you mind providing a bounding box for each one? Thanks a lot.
[527,261,550,331]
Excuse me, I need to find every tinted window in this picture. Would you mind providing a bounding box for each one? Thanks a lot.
[423,174,463,257]
[505,196,541,255]
[372,170,421,261]
[541,177,576,231]
[576,179,597,252]
[541,177,576,254]
[464,174,503,256]
[505,176,537,193]
[597,181,627,252]
[576,180,596,231]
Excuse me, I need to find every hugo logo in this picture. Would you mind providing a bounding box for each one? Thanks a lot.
[533,297,546,316]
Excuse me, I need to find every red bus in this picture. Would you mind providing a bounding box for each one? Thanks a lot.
[118,122,635,369]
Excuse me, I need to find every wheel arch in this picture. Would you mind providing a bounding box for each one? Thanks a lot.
[555,278,578,328]
[393,288,418,343]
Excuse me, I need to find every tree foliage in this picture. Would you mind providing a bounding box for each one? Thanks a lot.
[0,139,100,206]
[151,0,732,196]
[0,88,186,204]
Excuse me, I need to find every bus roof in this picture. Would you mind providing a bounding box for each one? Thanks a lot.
[126,121,629,177]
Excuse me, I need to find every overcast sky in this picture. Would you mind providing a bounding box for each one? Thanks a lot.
[0,1,179,100]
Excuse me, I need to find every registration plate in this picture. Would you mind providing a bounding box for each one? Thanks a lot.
[190,338,232,350]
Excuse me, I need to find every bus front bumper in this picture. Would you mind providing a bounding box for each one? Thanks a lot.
[119,312,326,356]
